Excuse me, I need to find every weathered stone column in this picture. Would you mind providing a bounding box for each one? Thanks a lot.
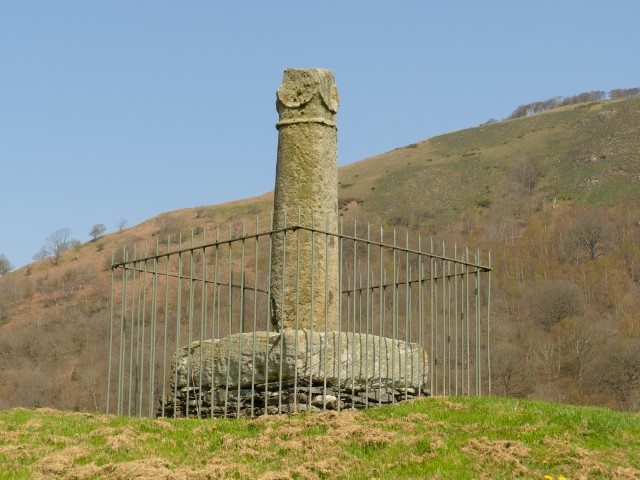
[270,68,340,331]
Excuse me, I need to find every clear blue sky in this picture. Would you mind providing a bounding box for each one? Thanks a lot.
[1,1,638,269]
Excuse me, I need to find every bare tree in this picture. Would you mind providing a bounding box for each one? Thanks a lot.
[493,343,528,397]
[507,91,605,120]
[33,248,48,262]
[609,88,640,100]
[509,157,538,194]
[509,104,529,119]
[89,224,106,241]
[195,206,207,218]
[571,211,608,261]
[593,338,640,408]
[37,228,72,266]
[560,91,606,106]
[117,219,128,232]
[556,316,602,381]
[0,255,13,276]
[526,279,585,331]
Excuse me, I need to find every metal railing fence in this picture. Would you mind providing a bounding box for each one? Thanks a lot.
[106,213,492,418]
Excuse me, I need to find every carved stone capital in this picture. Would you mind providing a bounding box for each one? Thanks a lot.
[276,68,339,129]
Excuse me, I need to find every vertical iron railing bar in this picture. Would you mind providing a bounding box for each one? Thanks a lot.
[466,246,471,395]
[370,269,375,394]
[322,214,330,411]
[107,250,115,414]
[210,226,220,417]
[216,227,222,346]
[185,233,195,418]
[128,245,139,416]
[391,228,397,401]
[278,212,287,415]
[148,241,159,418]
[434,260,438,396]
[334,216,344,411]
[199,230,207,419]
[407,232,412,400]
[471,247,477,396]
[378,226,384,407]
[173,234,183,419]
[161,237,171,417]
[441,242,446,396]
[446,253,451,396]
[357,270,362,400]
[364,223,371,408]
[461,258,466,396]
[346,275,351,406]
[459,255,464,396]
[448,255,453,396]
[358,272,362,335]
[308,212,316,410]
[351,220,357,406]
[216,269,222,414]
[381,269,387,405]
[139,242,149,417]
[337,216,343,411]
[239,222,246,418]
[404,232,410,402]
[430,238,435,397]
[476,250,481,396]
[224,223,233,418]
[117,247,127,415]
[251,214,259,417]
[133,253,143,415]
[293,208,301,413]
[454,244,458,396]
[487,251,492,396]
[264,213,274,414]
[417,236,424,398]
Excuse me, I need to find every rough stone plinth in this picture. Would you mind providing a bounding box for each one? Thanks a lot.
[160,382,426,418]
[171,330,428,391]
[270,68,340,331]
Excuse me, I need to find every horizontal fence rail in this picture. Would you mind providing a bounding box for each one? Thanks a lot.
[106,214,492,418]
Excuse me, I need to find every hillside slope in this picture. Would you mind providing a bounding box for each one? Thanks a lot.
[1,97,640,412]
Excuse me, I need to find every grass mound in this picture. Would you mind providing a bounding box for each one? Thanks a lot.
[1,396,638,479]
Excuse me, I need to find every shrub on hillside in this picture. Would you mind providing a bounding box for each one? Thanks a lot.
[526,279,585,331]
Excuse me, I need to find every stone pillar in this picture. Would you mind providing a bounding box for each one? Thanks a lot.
[270,68,340,331]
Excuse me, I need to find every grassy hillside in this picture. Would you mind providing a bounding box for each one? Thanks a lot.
[1,97,640,413]
[1,396,639,479]
[339,97,640,229]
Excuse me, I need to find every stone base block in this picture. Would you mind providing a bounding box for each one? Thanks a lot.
[162,330,429,418]
[172,330,428,391]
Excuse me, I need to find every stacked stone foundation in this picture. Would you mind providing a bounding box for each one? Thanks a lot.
[160,330,430,418]
[160,380,427,418]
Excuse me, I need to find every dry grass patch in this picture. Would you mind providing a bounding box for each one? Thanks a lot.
[1,396,639,479]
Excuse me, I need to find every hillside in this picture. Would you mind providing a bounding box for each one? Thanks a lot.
[1,396,639,479]
[1,97,640,412]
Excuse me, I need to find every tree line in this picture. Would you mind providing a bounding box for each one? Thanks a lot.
[507,87,640,120]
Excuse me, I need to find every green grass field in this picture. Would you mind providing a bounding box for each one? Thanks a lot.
[1,396,638,479]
